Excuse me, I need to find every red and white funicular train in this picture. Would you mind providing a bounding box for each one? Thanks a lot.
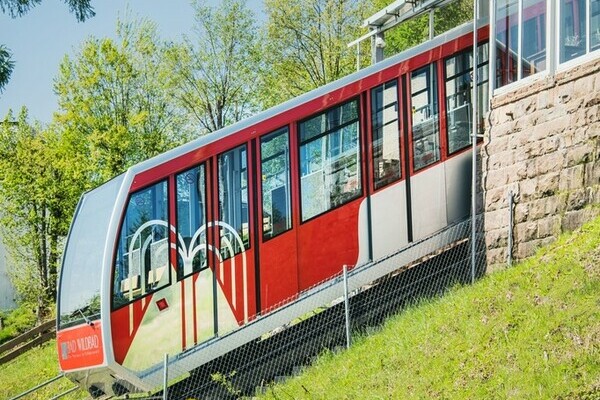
[57,22,489,397]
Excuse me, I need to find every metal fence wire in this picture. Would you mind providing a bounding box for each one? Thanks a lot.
[121,215,486,400]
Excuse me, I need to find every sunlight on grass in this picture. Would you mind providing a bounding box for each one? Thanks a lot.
[259,217,600,399]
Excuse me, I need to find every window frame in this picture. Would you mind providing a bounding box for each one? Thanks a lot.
[444,43,491,156]
[370,78,403,191]
[409,62,442,172]
[111,179,171,311]
[259,126,293,242]
[174,163,209,281]
[297,97,363,224]
[217,143,251,260]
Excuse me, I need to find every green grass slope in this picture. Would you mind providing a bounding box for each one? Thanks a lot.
[259,217,600,400]
[0,339,87,399]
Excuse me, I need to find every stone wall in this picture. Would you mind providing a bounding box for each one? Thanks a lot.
[483,57,600,270]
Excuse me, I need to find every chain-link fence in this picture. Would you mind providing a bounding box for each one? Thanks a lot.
[120,215,486,400]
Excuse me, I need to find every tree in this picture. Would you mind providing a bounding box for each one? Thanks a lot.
[261,0,371,107]
[0,109,78,319]
[166,0,264,133]
[54,18,190,183]
[372,0,473,56]
[0,45,14,93]
[0,0,95,93]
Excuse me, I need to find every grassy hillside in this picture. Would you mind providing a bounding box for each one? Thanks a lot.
[258,217,600,399]
[0,338,87,399]
[2,217,599,399]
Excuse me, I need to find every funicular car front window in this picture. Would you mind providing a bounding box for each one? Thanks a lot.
[59,175,124,329]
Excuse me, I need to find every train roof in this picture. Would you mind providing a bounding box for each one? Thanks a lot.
[118,20,476,186]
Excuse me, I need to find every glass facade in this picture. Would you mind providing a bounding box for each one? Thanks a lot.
[495,0,600,90]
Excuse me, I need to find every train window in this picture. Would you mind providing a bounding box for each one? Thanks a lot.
[298,99,362,221]
[260,128,292,240]
[445,44,490,154]
[411,64,440,171]
[495,0,519,86]
[176,165,207,279]
[113,181,170,309]
[218,144,250,259]
[371,80,401,189]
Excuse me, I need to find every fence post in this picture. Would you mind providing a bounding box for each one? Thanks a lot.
[343,265,351,349]
[508,190,514,266]
[163,354,169,400]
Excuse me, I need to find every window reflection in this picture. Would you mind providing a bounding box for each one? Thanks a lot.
[113,181,169,309]
[371,80,401,189]
[219,145,249,259]
[299,99,362,221]
[261,128,292,239]
[176,165,207,279]
[411,64,440,171]
[561,0,587,63]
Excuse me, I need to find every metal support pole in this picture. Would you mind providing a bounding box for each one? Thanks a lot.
[343,265,351,349]
[356,41,361,72]
[9,374,65,400]
[470,0,479,285]
[163,354,169,400]
[429,9,435,40]
[508,191,514,266]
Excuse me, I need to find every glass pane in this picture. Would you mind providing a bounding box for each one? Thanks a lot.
[521,0,547,77]
[59,175,124,328]
[445,53,472,154]
[371,80,401,189]
[496,0,519,86]
[113,181,169,309]
[300,100,361,221]
[411,64,440,170]
[261,128,292,239]
[219,145,249,259]
[176,165,207,279]
[560,0,587,63]
[591,0,600,51]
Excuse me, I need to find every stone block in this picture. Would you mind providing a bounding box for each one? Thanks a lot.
[516,239,544,259]
[566,188,587,211]
[485,208,510,231]
[515,221,538,243]
[488,151,514,170]
[537,216,560,238]
[486,228,508,248]
[584,160,600,187]
[536,152,564,176]
[565,143,594,167]
[559,164,585,191]
[519,178,538,201]
[486,248,507,269]
[561,208,600,232]
[538,172,560,197]
[514,202,530,224]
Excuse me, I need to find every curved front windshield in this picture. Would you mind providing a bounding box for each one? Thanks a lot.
[58,175,124,329]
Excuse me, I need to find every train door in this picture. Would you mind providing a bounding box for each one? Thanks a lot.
[367,78,410,260]
[255,128,299,311]
[210,144,258,328]
[296,98,365,290]
[407,61,448,240]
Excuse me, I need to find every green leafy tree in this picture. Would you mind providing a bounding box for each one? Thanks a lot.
[54,18,190,183]
[0,0,95,92]
[0,45,14,93]
[372,0,473,56]
[0,109,77,319]
[166,0,264,133]
[261,0,371,107]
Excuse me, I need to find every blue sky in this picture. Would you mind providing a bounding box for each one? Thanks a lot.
[0,0,264,124]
